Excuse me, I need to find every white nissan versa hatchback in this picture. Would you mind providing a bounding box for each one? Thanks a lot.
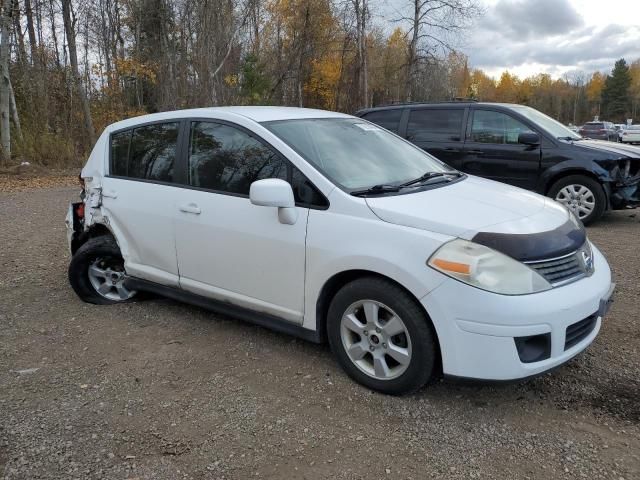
[66,107,615,395]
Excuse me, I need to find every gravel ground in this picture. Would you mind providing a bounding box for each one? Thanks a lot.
[1,185,639,480]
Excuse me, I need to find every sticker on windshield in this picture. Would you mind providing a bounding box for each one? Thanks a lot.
[354,123,383,132]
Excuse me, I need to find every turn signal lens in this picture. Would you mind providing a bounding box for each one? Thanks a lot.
[431,258,471,275]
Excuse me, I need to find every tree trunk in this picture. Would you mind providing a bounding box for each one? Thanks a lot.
[48,0,61,68]
[0,0,12,157]
[354,0,368,109]
[83,12,91,90]
[362,22,368,108]
[62,0,96,144]
[573,85,580,125]
[12,0,26,64]
[99,0,112,79]
[115,0,125,60]
[406,0,420,101]
[160,14,176,109]
[24,0,38,64]
[296,4,311,108]
[335,33,349,111]
[34,0,43,47]
[9,77,21,140]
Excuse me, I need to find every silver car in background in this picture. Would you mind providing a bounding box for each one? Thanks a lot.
[621,125,640,144]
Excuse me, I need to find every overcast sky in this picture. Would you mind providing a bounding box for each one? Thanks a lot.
[379,0,640,79]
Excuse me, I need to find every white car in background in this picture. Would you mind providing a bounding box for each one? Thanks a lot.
[65,107,614,395]
[621,125,640,144]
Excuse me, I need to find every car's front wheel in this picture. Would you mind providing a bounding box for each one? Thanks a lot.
[327,277,437,395]
[548,175,606,225]
[68,235,137,305]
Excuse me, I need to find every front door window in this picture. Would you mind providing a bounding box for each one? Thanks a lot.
[470,110,532,144]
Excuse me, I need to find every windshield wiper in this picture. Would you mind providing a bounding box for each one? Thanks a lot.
[350,171,463,197]
[350,184,401,196]
[399,171,463,188]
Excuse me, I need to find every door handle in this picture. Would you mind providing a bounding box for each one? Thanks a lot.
[179,203,201,215]
[466,150,485,155]
[102,189,118,199]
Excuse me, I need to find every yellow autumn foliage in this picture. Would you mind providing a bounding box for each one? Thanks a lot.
[305,56,342,109]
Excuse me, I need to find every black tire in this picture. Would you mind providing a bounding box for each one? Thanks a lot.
[548,174,606,226]
[68,235,136,305]
[327,276,437,395]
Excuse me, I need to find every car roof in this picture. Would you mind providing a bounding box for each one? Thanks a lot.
[106,106,352,131]
[356,102,527,115]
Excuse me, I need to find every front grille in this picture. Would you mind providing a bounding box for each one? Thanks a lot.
[525,244,593,286]
[565,314,597,350]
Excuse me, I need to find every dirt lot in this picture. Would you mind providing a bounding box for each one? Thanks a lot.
[1,181,639,479]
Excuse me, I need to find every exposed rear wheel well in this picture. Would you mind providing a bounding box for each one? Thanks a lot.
[71,224,114,255]
[315,270,442,372]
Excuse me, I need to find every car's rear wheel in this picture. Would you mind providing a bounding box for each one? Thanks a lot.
[549,175,606,225]
[327,277,436,395]
[68,235,137,305]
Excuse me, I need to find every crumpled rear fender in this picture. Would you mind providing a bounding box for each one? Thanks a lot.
[540,158,639,208]
[603,158,640,207]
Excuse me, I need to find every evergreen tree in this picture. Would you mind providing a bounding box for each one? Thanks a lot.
[602,58,631,122]
[239,54,269,104]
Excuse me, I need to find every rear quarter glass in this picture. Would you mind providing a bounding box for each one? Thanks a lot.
[360,109,403,133]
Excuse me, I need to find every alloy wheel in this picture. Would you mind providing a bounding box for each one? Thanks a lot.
[87,256,136,301]
[339,300,412,380]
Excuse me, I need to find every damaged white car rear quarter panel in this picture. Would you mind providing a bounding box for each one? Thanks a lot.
[78,126,179,286]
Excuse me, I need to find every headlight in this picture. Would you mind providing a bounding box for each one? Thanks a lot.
[428,239,552,295]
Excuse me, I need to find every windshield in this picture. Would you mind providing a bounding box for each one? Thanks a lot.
[263,118,452,190]
[511,105,582,140]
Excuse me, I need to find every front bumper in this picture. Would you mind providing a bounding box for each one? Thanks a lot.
[422,244,613,381]
[610,184,640,209]
[609,158,640,209]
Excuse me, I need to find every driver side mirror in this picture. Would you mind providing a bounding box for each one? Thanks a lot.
[249,179,298,225]
[518,132,540,145]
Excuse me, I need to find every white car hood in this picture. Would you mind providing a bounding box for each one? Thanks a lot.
[365,176,570,239]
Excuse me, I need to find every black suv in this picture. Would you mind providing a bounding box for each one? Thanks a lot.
[356,102,640,224]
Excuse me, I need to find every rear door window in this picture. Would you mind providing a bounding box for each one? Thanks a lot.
[470,110,531,145]
[407,108,463,142]
[129,123,180,182]
[110,122,180,183]
[361,109,403,133]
